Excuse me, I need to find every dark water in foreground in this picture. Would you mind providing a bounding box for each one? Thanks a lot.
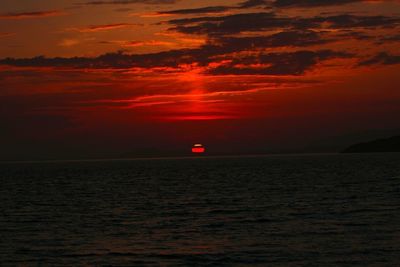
[1,154,400,266]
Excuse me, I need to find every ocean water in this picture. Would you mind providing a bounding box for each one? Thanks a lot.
[1,154,400,266]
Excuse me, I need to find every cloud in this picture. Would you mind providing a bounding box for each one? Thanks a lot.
[0,48,352,77]
[270,0,363,8]
[336,30,373,41]
[214,30,334,49]
[59,39,80,47]
[0,10,63,20]
[153,1,267,16]
[151,0,396,18]
[114,8,133,12]
[238,0,270,8]
[359,52,400,65]
[167,12,400,36]
[79,0,178,5]
[124,40,174,47]
[0,29,340,71]
[168,12,290,35]
[209,50,353,75]
[157,6,232,15]
[70,23,137,32]
[0,32,16,38]
[382,34,400,42]
[239,0,398,8]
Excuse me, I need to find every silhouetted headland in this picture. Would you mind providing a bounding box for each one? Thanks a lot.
[343,135,400,153]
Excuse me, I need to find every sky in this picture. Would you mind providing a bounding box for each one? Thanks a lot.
[1,0,400,159]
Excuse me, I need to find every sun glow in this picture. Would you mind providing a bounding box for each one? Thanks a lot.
[192,144,205,153]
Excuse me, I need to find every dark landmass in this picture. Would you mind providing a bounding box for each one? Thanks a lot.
[343,135,400,153]
[305,128,400,153]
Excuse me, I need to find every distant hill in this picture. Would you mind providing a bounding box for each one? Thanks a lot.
[304,128,400,153]
[343,136,400,153]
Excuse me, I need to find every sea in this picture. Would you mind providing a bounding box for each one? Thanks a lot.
[1,153,399,266]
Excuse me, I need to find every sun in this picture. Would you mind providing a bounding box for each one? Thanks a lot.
[192,144,205,154]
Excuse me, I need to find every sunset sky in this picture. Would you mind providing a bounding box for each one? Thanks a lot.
[1,0,400,159]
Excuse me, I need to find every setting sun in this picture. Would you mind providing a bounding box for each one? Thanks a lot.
[192,144,205,154]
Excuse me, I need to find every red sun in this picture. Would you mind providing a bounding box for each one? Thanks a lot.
[192,144,205,153]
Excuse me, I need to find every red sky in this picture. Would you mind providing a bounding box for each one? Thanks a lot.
[1,0,400,159]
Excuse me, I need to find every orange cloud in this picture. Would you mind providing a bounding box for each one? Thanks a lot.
[0,10,64,20]
[59,39,80,47]
[71,23,138,33]
[138,12,172,18]
[124,40,175,47]
[0,32,16,38]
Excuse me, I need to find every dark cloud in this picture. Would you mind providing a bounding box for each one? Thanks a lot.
[209,50,352,75]
[198,0,391,11]
[156,0,267,15]
[0,30,338,71]
[270,0,362,8]
[0,32,16,37]
[0,49,352,77]
[0,50,217,69]
[0,10,63,20]
[319,14,399,28]
[214,30,333,49]
[239,0,269,8]
[382,34,400,41]
[336,30,373,41]
[168,12,400,36]
[171,13,396,36]
[79,0,178,5]
[155,1,268,16]
[168,12,288,35]
[359,52,400,66]
[158,6,232,15]
[154,0,388,17]
[114,8,133,12]
[72,23,137,32]
[240,0,391,9]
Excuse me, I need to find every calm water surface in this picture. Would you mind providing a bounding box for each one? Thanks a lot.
[1,154,400,266]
